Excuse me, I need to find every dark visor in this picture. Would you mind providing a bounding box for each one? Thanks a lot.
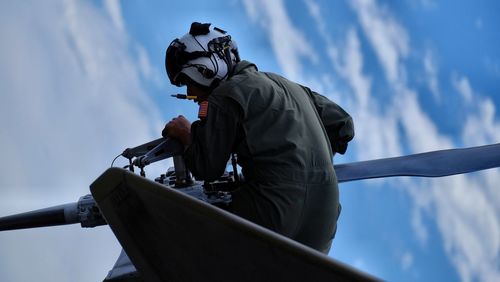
[165,38,212,87]
[165,39,186,86]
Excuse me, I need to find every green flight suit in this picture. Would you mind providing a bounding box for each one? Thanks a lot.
[184,61,354,254]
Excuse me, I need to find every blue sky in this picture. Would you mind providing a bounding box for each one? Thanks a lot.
[0,0,499,281]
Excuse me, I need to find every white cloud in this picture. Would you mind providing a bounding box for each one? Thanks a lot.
[104,0,125,33]
[349,1,500,281]
[305,9,496,281]
[396,89,454,152]
[453,79,500,281]
[401,251,414,271]
[484,57,500,79]
[411,204,429,243]
[423,49,441,101]
[348,0,452,153]
[305,0,330,46]
[242,0,318,81]
[331,29,371,109]
[328,28,402,160]
[452,73,474,103]
[305,0,401,160]
[397,74,500,282]
[398,69,500,282]
[0,1,164,281]
[244,0,500,281]
[424,171,500,282]
[419,0,438,10]
[455,73,500,147]
[136,44,164,87]
[463,98,500,147]
[350,0,409,85]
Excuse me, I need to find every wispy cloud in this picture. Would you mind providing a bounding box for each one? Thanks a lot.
[453,72,500,147]
[246,0,499,280]
[401,251,414,271]
[419,0,438,10]
[305,0,500,280]
[463,98,500,147]
[242,0,317,81]
[329,27,402,160]
[304,0,332,47]
[424,49,441,101]
[484,57,500,78]
[451,73,474,103]
[305,0,402,160]
[0,1,164,281]
[136,44,164,86]
[350,0,409,85]
[348,0,500,281]
[104,0,125,33]
[425,171,500,282]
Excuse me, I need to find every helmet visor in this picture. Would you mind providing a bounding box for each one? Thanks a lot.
[165,39,187,86]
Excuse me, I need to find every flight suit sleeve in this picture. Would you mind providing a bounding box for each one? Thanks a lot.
[305,88,355,154]
[183,96,241,182]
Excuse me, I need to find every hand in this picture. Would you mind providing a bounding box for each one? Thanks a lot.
[162,115,192,146]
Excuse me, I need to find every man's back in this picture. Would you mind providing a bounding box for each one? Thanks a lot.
[207,61,345,253]
[213,61,334,179]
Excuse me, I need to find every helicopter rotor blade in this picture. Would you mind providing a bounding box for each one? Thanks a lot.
[0,203,79,231]
[0,195,106,231]
[335,143,500,183]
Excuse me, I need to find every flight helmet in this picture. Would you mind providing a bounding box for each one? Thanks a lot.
[165,22,240,89]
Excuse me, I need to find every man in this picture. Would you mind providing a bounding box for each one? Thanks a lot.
[163,22,354,254]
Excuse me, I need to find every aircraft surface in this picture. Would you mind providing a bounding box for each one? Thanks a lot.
[1,137,499,281]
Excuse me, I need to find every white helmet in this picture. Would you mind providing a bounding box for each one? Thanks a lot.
[165,22,240,89]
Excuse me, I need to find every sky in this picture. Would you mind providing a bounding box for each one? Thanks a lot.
[0,0,499,281]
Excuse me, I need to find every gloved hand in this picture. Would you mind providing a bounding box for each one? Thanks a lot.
[162,115,192,146]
